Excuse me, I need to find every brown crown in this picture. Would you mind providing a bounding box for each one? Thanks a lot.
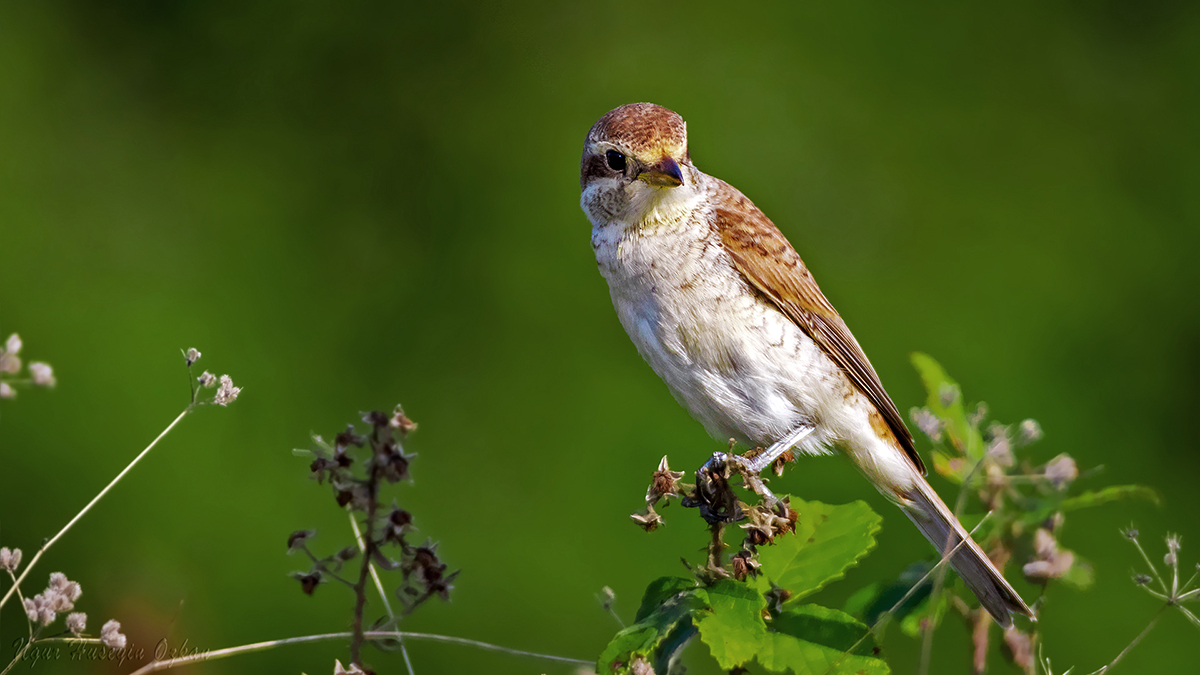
[586,103,688,160]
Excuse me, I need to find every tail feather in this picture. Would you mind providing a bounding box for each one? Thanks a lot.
[901,477,1033,628]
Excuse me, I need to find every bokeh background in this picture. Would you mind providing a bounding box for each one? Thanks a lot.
[2,1,1197,673]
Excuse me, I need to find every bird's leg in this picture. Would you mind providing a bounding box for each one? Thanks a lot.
[742,424,815,474]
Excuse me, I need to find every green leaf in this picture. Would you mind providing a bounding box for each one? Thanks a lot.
[598,585,708,673]
[772,604,878,655]
[635,576,697,622]
[695,579,769,669]
[758,498,882,601]
[1060,485,1161,511]
[842,583,880,619]
[758,605,890,674]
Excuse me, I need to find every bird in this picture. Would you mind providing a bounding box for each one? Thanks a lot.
[579,102,1032,627]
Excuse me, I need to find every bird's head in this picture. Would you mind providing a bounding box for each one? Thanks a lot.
[580,103,695,225]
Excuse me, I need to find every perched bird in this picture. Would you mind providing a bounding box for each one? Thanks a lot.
[579,102,1032,627]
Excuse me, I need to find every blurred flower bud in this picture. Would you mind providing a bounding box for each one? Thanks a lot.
[0,382,14,399]
[198,371,217,388]
[1017,419,1043,445]
[1134,574,1152,585]
[5,334,22,355]
[28,362,55,387]
[100,620,127,649]
[0,547,21,571]
[66,612,87,636]
[185,348,201,366]
[1044,454,1078,489]
[938,383,959,408]
[910,407,943,443]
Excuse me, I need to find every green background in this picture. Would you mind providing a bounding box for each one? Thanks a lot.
[2,1,1197,673]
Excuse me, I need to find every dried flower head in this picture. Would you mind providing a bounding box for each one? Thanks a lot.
[0,547,21,571]
[648,456,685,501]
[214,374,241,406]
[66,612,87,635]
[287,530,315,551]
[389,406,418,434]
[198,371,217,388]
[29,362,55,387]
[185,348,201,366]
[631,510,664,532]
[100,620,127,649]
[334,660,367,675]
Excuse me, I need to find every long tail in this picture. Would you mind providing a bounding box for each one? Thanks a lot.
[900,476,1033,627]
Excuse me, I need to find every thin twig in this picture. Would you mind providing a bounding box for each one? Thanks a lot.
[349,509,414,675]
[1130,537,1170,597]
[124,630,593,674]
[1094,606,1165,674]
[0,407,192,610]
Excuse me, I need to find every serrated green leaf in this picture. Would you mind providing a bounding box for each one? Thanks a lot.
[1060,485,1161,511]
[635,576,697,622]
[695,579,768,669]
[598,586,708,673]
[758,498,882,601]
[772,604,878,655]
[758,605,889,674]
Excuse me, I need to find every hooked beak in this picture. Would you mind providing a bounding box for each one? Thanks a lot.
[637,157,684,188]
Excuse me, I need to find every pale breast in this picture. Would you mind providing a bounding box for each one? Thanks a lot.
[592,207,854,454]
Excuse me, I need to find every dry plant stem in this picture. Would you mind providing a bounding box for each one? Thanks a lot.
[708,522,726,571]
[1096,606,1166,674]
[125,630,593,674]
[349,464,381,666]
[348,509,414,675]
[0,407,192,611]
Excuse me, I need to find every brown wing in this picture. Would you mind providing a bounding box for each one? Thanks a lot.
[711,181,924,474]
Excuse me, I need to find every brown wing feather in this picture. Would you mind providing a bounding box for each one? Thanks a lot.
[711,181,924,474]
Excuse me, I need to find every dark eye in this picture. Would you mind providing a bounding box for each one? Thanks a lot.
[605,149,626,172]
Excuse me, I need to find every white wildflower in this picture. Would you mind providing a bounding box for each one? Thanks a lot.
[0,351,19,374]
[5,333,21,355]
[66,612,87,635]
[100,620,127,649]
[28,362,55,387]
[185,348,201,365]
[0,547,21,571]
[214,374,241,406]
[198,371,217,388]
[0,382,14,399]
